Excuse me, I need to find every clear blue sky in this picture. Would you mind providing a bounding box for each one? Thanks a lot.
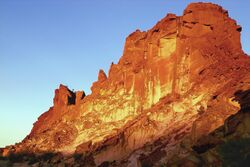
[0,0,249,147]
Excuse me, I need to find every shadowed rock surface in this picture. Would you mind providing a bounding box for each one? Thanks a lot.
[1,2,250,167]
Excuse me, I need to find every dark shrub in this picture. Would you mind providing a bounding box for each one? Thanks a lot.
[218,138,250,167]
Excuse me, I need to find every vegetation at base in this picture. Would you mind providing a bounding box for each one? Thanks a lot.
[39,152,54,161]
[73,153,83,161]
[0,151,98,166]
[218,138,250,167]
[0,155,7,160]
[0,152,56,165]
[8,153,25,163]
[159,163,167,167]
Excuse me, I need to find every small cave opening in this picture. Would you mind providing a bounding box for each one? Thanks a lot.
[234,89,250,112]
[236,26,242,32]
[68,91,76,105]
[212,94,218,100]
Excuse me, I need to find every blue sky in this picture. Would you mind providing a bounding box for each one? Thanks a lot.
[0,0,249,147]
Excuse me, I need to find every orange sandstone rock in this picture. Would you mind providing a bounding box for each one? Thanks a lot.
[2,2,250,166]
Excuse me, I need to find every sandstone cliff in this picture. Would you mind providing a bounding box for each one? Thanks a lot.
[1,2,250,167]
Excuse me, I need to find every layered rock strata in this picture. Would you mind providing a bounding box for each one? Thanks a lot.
[1,2,250,167]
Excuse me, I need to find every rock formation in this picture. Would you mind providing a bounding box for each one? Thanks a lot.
[1,2,250,167]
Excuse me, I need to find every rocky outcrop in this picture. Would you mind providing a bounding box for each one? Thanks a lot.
[1,2,250,167]
[163,89,250,166]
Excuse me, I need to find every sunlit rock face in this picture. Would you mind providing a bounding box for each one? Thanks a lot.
[2,2,250,166]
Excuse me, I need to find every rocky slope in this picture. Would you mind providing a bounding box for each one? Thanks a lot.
[166,89,250,166]
[1,2,250,167]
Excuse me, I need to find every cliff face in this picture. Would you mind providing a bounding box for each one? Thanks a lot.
[1,2,250,166]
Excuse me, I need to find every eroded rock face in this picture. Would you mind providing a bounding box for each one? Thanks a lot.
[2,2,250,166]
